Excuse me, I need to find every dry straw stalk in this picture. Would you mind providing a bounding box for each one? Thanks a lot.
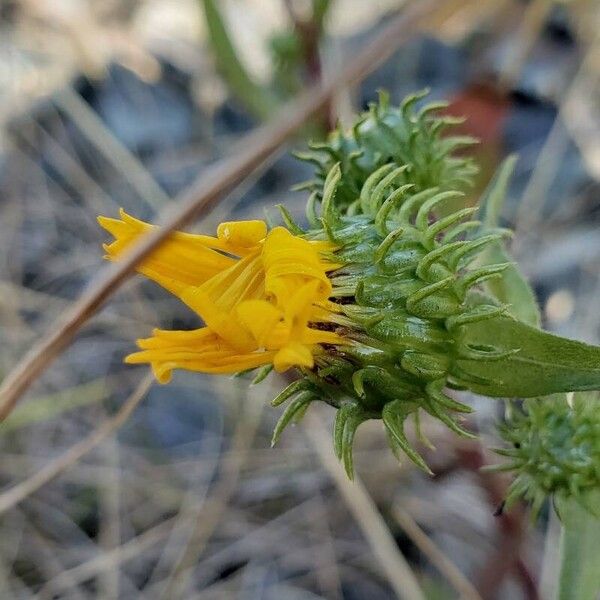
[0,0,438,419]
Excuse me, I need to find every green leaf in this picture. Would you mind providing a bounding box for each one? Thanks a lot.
[201,0,278,120]
[479,243,540,328]
[477,155,541,327]
[456,315,600,397]
[479,154,516,230]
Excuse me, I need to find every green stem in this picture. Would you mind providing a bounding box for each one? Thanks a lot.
[557,499,600,600]
[201,0,278,120]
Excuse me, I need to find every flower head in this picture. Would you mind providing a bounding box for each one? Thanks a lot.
[98,210,345,383]
[495,394,600,517]
[99,93,600,481]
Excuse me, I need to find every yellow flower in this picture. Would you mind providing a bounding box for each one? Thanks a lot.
[98,210,346,383]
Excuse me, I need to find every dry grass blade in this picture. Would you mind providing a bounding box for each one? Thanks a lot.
[97,437,122,600]
[35,518,177,600]
[0,0,439,421]
[0,373,153,515]
[391,505,483,600]
[497,0,552,92]
[303,412,426,600]
[158,391,263,599]
[514,22,600,243]
[53,88,172,210]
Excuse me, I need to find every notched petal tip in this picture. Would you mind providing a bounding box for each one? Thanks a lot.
[124,353,173,384]
[152,363,174,384]
[217,220,267,248]
[273,342,314,373]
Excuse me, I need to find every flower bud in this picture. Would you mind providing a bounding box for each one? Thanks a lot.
[494,394,600,517]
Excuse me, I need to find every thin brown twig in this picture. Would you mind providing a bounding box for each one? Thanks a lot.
[0,373,153,516]
[391,504,483,600]
[0,0,438,421]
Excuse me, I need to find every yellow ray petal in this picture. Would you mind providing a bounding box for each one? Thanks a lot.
[98,211,232,293]
[262,227,332,304]
[273,342,314,372]
[217,220,267,248]
[235,300,282,347]
[193,251,264,310]
[100,211,350,381]
[98,210,268,296]
[178,289,256,353]
[125,327,276,382]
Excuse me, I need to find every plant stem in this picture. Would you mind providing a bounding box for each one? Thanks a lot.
[557,500,600,600]
[201,0,278,120]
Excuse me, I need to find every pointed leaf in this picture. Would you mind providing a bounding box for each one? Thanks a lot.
[476,156,541,327]
[456,315,600,397]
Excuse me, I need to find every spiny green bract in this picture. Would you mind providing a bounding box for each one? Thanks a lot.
[270,92,600,482]
[494,394,600,518]
[274,160,513,478]
[294,89,478,213]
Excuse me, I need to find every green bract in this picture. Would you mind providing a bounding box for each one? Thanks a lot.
[269,93,600,487]
[294,89,478,213]
[495,394,600,517]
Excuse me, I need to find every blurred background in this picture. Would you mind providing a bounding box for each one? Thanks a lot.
[0,0,599,598]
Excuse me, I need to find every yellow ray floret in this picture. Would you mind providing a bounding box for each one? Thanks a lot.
[98,210,346,383]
